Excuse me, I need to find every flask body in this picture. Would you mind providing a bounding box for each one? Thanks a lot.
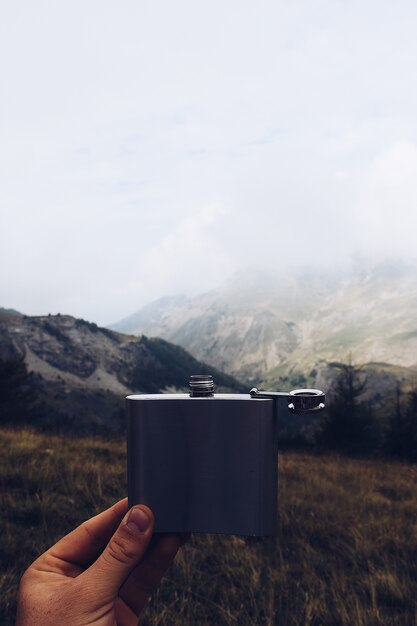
[127,393,277,535]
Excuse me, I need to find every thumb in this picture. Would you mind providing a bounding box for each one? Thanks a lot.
[84,505,154,597]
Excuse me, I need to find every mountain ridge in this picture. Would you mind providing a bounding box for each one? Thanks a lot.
[0,312,244,433]
[109,259,417,382]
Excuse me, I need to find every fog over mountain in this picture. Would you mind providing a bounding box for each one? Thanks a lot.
[110,258,417,382]
[2,2,417,324]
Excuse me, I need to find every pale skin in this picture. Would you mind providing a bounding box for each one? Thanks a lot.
[16,498,187,626]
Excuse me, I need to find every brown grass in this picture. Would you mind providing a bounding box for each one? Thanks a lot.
[1,427,417,625]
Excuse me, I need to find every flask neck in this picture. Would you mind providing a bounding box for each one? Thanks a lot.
[189,374,214,397]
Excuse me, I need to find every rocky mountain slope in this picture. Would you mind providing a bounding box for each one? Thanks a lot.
[110,260,417,383]
[0,311,244,433]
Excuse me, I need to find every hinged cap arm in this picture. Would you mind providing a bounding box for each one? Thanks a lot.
[250,387,325,415]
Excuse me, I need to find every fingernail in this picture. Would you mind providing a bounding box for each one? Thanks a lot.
[125,506,151,535]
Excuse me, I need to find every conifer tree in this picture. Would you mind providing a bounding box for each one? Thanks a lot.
[319,357,375,454]
[386,383,417,461]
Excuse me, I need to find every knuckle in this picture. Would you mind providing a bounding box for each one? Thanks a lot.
[105,533,138,565]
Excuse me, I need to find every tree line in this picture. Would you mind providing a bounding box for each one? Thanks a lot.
[315,360,417,461]
[1,348,417,461]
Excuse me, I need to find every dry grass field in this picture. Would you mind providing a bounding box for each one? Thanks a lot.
[1,427,417,625]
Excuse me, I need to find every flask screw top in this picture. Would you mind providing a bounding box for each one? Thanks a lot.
[189,374,214,397]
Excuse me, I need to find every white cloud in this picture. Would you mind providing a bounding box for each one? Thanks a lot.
[1,1,417,322]
[122,203,235,304]
[355,140,417,259]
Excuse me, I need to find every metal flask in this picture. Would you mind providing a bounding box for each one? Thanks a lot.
[127,375,325,536]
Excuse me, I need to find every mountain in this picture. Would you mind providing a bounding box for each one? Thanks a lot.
[109,259,417,383]
[0,307,22,318]
[111,294,190,335]
[0,313,244,433]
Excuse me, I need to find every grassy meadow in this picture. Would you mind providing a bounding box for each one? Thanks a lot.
[1,427,417,625]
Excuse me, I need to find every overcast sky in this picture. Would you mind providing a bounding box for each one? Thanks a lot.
[1,0,417,325]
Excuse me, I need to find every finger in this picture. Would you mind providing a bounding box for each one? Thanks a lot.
[114,597,138,626]
[119,533,182,616]
[40,499,129,573]
[82,505,154,598]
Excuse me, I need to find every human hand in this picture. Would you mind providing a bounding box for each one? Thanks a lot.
[16,498,186,626]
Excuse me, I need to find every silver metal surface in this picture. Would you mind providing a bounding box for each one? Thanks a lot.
[127,393,278,535]
[127,381,325,536]
[250,387,326,415]
[189,374,214,397]
[288,388,326,414]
